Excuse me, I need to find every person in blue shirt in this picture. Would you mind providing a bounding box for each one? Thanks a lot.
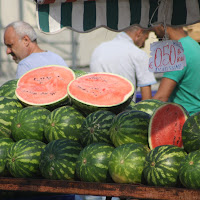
[4,21,68,78]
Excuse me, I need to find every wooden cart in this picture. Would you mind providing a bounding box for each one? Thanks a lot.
[0,177,200,200]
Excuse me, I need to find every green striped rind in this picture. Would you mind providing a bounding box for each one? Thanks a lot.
[76,143,114,182]
[124,101,136,111]
[6,139,46,178]
[0,97,24,138]
[39,139,82,180]
[0,138,15,174]
[17,93,72,112]
[80,110,115,147]
[18,96,72,112]
[45,97,72,112]
[109,110,151,147]
[72,69,87,78]
[179,150,200,189]
[108,143,150,184]
[133,99,164,116]
[182,112,200,153]
[11,106,50,142]
[44,106,85,142]
[71,95,133,116]
[143,145,187,187]
[0,79,18,99]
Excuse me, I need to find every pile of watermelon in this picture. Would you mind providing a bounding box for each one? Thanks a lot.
[0,65,200,190]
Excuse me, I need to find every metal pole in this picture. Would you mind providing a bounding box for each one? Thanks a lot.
[71,31,77,69]
[19,0,24,20]
[0,1,2,76]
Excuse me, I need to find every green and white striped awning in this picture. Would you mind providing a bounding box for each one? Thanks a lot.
[35,0,200,34]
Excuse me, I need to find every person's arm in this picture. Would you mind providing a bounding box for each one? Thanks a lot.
[152,77,177,102]
[140,85,152,100]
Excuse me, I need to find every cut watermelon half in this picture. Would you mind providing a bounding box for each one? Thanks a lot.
[15,65,75,106]
[67,72,134,114]
[148,102,189,149]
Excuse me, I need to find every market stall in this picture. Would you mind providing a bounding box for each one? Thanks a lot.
[34,1,200,199]
[1,1,200,200]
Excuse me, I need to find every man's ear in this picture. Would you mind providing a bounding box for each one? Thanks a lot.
[23,35,31,46]
[135,29,143,39]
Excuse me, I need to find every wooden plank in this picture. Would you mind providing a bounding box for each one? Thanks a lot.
[0,178,199,200]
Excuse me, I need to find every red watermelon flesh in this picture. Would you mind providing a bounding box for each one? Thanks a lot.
[15,65,75,106]
[149,103,189,149]
[67,73,134,106]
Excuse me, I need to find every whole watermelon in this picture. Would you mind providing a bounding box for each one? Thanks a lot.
[39,139,82,180]
[11,106,51,142]
[0,97,24,138]
[109,110,151,147]
[0,79,18,99]
[182,112,200,153]
[108,143,150,184]
[143,145,187,187]
[0,137,15,174]
[6,139,46,178]
[124,101,136,111]
[47,98,72,112]
[76,143,114,182]
[80,110,115,147]
[179,150,200,189]
[132,99,164,115]
[44,106,85,142]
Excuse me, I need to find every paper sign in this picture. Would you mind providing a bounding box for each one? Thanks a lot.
[149,40,186,73]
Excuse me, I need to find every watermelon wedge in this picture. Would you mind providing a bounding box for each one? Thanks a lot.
[148,102,189,149]
[67,73,134,114]
[15,65,75,107]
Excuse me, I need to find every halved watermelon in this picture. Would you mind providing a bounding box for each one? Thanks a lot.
[148,103,189,149]
[67,73,134,114]
[15,65,75,107]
